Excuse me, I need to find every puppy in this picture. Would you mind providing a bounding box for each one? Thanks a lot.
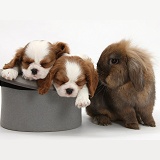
[1,40,69,86]
[86,40,155,129]
[38,54,98,108]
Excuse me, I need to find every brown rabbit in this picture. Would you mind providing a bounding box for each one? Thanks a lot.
[86,40,155,129]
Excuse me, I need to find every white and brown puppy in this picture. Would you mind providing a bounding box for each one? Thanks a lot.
[1,40,69,86]
[38,54,98,108]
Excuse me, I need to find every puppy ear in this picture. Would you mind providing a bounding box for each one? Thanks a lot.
[53,42,70,59]
[38,66,58,95]
[128,54,145,91]
[84,60,98,97]
[3,47,24,69]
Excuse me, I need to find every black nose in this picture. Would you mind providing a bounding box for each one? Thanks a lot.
[66,88,74,95]
[31,68,38,75]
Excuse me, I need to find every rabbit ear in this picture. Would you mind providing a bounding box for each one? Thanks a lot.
[127,55,144,91]
[3,47,24,69]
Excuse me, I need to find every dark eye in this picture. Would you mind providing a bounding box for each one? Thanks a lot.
[109,58,119,64]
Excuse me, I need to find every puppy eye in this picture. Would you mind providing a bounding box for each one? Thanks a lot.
[54,78,66,85]
[109,58,119,64]
[41,63,47,67]
[41,61,53,68]
[25,61,32,65]
[76,80,86,87]
[57,81,65,85]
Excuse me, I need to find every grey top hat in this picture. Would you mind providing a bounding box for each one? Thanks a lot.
[0,70,81,132]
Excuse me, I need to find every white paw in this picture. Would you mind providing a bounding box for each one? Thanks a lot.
[1,69,18,80]
[75,96,91,108]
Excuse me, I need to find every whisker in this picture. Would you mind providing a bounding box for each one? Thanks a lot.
[94,85,105,96]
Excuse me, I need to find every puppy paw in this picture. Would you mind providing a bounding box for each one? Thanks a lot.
[1,69,18,80]
[75,96,91,108]
[92,115,111,126]
[125,123,139,130]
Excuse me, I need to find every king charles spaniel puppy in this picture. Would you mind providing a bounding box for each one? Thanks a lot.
[38,54,98,108]
[1,40,69,84]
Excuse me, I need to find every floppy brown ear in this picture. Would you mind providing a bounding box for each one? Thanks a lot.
[3,47,24,69]
[128,56,144,91]
[37,66,58,95]
[53,42,70,59]
[84,61,99,97]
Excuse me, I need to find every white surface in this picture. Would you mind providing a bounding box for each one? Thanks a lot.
[0,0,160,159]
[0,21,160,137]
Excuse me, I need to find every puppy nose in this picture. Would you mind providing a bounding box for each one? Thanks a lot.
[66,88,74,95]
[31,68,38,75]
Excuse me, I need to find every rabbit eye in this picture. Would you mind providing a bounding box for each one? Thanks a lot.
[110,58,119,64]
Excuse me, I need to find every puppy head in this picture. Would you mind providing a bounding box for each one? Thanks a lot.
[97,40,147,91]
[46,56,98,97]
[4,40,69,80]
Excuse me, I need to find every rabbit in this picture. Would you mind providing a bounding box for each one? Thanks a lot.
[86,40,156,129]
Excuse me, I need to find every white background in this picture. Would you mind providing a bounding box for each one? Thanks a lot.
[0,0,160,159]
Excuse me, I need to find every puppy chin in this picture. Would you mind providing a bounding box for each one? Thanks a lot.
[22,67,50,80]
[57,91,78,98]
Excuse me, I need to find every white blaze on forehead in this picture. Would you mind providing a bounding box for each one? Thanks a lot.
[25,40,50,64]
[65,60,82,82]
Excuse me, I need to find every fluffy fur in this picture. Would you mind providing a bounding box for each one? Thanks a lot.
[38,54,98,108]
[86,40,155,129]
[1,40,69,88]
